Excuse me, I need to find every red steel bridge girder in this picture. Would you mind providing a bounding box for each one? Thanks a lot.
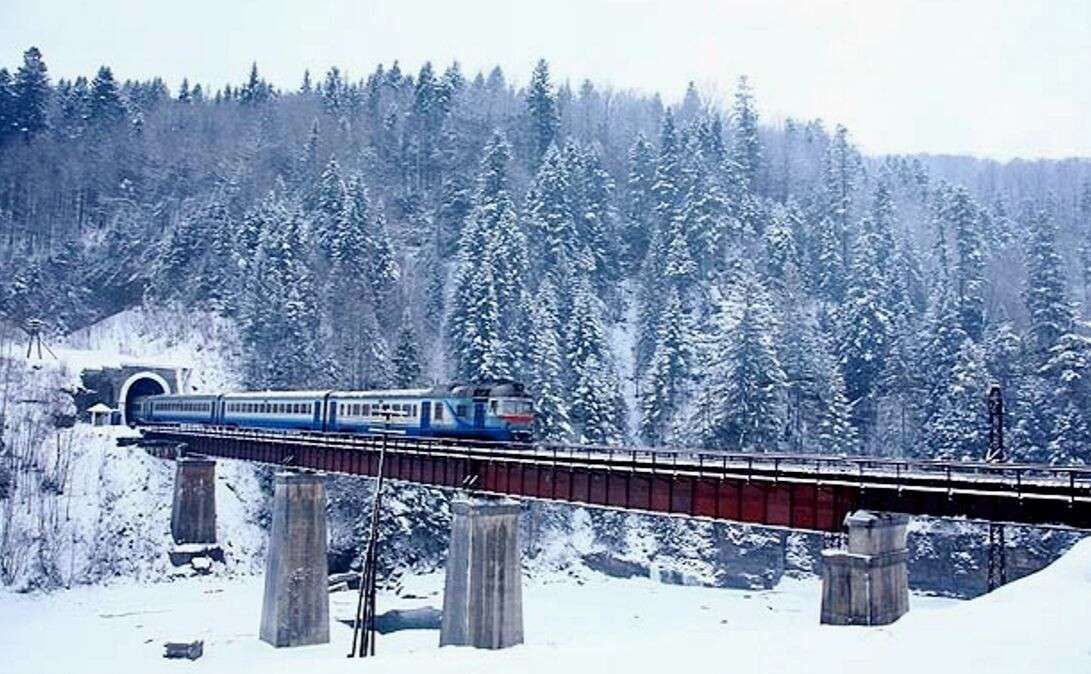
[139,427,1091,533]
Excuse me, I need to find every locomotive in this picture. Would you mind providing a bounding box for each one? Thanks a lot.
[130,381,534,442]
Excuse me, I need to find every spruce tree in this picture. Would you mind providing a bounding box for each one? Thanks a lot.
[623,134,656,267]
[0,69,15,142]
[812,329,858,454]
[1024,206,1073,359]
[567,274,624,443]
[525,58,558,166]
[392,311,423,388]
[730,76,762,193]
[823,125,859,262]
[450,131,526,381]
[13,47,50,136]
[691,269,786,450]
[944,186,985,340]
[925,337,988,461]
[523,281,572,441]
[89,66,127,125]
[525,145,574,276]
[639,286,693,445]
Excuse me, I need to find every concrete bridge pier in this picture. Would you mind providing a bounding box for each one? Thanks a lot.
[171,457,217,545]
[260,472,330,648]
[440,497,524,649]
[820,510,910,626]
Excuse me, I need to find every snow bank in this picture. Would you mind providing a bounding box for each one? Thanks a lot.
[3,536,1088,674]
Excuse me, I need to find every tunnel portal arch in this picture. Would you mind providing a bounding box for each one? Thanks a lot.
[119,371,172,424]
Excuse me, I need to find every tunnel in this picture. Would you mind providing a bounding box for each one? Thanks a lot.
[120,373,169,424]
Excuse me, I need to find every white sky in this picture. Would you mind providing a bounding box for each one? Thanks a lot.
[4,0,1089,160]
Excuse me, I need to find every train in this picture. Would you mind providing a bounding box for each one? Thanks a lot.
[129,381,535,442]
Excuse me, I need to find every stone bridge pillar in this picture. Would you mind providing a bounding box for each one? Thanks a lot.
[260,472,330,648]
[820,510,910,626]
[440,498,523,649]
[171,457,216,545]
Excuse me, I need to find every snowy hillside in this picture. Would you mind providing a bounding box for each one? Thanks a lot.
[0,306,261,589]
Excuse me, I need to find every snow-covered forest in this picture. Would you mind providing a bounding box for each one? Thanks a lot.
[1,46,1089,463]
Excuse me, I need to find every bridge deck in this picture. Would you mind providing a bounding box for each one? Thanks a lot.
[139,425,1091,532]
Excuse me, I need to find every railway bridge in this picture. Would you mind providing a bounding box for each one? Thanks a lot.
[139,425,1091,650]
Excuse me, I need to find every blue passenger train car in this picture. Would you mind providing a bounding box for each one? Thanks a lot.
[132,382,534,442]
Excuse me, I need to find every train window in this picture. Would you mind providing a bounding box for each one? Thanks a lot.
[411,405,417,417]
[434,403,444,421]
[456,404,467,417]
[490,400,497,413]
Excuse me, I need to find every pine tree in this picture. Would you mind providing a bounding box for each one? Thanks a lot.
[450,131,527,381]
[525,58,558,166]
[239,62,271,105]
[89,66,127,125]
[567,275,624,443]
[925,337,988,461]
[0,69,17,142]
[814,216,845,303]
[823,125,859,262]
[691,269,786,450]
[524,145,573,278]
[639,286,693,445]
[522,281,572,441]
[1024,206,1073,359]
[240,192,327,388]
[678,136,730,273]
[812,329,858,454]
[636,110,686,369]
[836,224,892,437]
[730,76,762,193]
[623,134,656,266]
[943,186,985,340]
[392,311,423,388]
[764,203,798,285]
[569,145,618,289]
[13,47,50,136]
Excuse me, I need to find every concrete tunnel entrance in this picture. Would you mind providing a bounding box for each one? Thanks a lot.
[120,372,170,424]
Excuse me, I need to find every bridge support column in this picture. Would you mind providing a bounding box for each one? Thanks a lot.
[260,472,329,648]
[820,510,910,626]
[440,498,523,649]
[171,457,216,545]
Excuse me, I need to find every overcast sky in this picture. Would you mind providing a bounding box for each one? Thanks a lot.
[5,0,1089,160]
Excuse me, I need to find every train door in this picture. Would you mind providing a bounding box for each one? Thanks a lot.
[420,401,431,433]
[313,399,322,429]
[473,401,485,430]
[329,399,338,430]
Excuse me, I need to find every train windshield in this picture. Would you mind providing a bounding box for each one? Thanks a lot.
[501,399,533,415]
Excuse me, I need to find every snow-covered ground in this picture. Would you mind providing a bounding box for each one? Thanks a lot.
[3,536,1090,674]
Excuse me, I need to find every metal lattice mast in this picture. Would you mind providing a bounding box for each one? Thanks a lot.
[985,384,1008,592]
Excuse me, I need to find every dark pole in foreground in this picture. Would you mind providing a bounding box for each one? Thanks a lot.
[349,409,398,658]
[985,383,1007,592]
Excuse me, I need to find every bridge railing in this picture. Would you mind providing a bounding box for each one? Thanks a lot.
[142,423,1091,503]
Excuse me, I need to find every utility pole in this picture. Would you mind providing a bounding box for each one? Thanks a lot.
[349,408,403,658]
[985,383,1007,592]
